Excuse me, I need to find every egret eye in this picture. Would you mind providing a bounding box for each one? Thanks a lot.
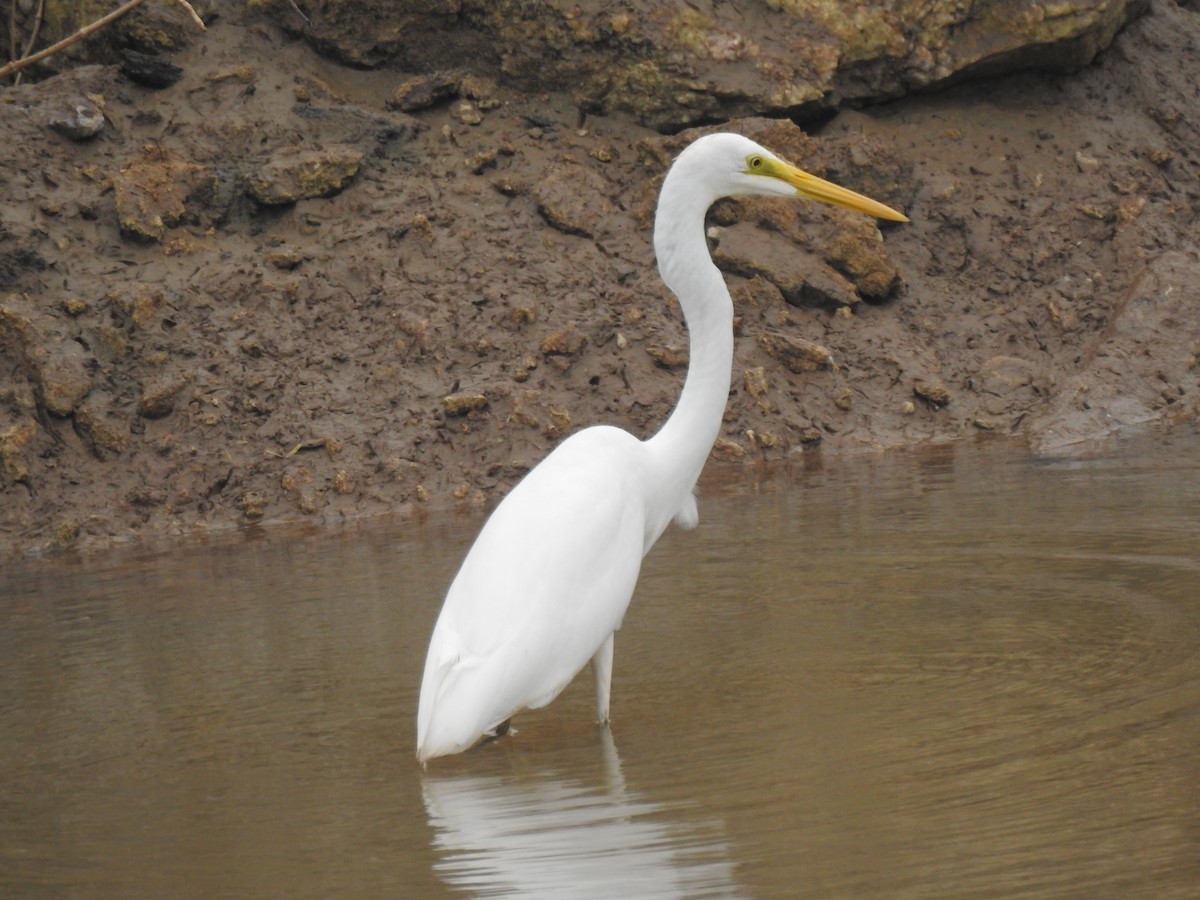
[748,156,764,170]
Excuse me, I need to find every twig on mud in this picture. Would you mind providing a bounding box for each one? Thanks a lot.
[287,0,311,27]
[21,0,46,59]
[12,0,47,85]
[8,0,17,65]
[0,0,205,82]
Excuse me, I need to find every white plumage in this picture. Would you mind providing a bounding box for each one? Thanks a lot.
[417,133,907,762]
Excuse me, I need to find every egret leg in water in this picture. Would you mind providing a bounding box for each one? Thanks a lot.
[416,133,909,763]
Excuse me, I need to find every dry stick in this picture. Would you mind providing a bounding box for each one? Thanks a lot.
[8,0,18,65]
[0,0,205,81]
[12,0,47,85]
[21,0,46,58]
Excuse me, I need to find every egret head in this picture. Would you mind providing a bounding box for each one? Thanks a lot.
[682,132,909,223]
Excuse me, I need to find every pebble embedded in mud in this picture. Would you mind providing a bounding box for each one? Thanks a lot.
[822,217,903,301]
[120,49,183,88]
[540,326,587,359]
[113,146,217,242]
[443,393,489,416]
[532,164,614,237]
[646,345,688,369]
[47,97,106,140]
[913,382,951,408]
[757,333,833,374]
[387,73,460,111]
[244,145,364,206]
[138,373,191,419]
[0,419,38,484]
[450,99,483,126]
[238,492,267,519]
[75,397,129,457]
[0,299,92,416]
[712,223,863,309]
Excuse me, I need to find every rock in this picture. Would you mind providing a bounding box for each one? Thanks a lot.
[797,426,823,444]
[39,341,93,416]
[540,325,587,358]
[711,437,747,461]
[332,470,355,494]
[713,223,860,308]
[0,298,92,416]
[757,333,833,374]
[138,372,191,419]
[443,392,489,416]
[47,97,106,140]
[107,284,166,328]
[743,366,770,398]
[113,145,219,242]
[287,0,1148,131]
[117,2,198,54]
[822,217,903,301]
[387,73,459,111]
[238,491,267,519]
[646,344,689,369]
[265,247,304,270]
[532,164,614,237]
[450,99,483,125]
[914,381,952,408]
[75,395,129,457]
[280,0,462,68]
[120,49,183,88]
[0,418,38,484]
[245,145,364,205]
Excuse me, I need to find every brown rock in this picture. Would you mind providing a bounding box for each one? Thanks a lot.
[0,298,92,416]
[0,418,37,483]
[711,437,747,461]
[47,97,106,140]
[139,372,191,419]
[646,344,688,369]
[75,395,129,457]
[532,164,614,237]
[758,333,833,374]
[113,145,217,242]
[712,223,860,309]
[245,145,364,205]
[540,326,587,358]
[823,217,902,301]
[914,381,951,408]
[443,393,489,416]
[387,73,459,111]
[743,366,770,398]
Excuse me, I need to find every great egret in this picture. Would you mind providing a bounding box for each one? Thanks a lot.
[417,132,907,762]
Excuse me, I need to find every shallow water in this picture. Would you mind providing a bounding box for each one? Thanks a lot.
[2,431,1199,898]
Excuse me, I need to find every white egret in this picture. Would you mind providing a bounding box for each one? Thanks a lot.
[417,132,908,762]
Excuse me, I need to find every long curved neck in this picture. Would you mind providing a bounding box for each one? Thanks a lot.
[644,173,733,519]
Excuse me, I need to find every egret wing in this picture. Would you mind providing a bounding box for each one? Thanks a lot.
[417,427,648,758]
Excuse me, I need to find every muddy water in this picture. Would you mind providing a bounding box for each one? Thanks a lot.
[2,432,1199,898]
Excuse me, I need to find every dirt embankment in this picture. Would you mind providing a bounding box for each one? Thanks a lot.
[1,1,1198,557]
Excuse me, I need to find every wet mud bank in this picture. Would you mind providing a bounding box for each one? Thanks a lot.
[1,1,1198,557]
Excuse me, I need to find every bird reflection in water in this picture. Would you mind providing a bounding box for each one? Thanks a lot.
[421,729,745,898]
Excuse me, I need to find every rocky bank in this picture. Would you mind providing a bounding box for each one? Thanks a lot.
[1,0,1198,557]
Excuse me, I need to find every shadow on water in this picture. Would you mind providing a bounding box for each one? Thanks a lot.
[2,427,1199,897]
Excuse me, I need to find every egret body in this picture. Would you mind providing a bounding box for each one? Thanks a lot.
[417,133,907,762]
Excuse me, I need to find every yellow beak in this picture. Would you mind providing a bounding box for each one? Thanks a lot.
[763,158,909,222]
